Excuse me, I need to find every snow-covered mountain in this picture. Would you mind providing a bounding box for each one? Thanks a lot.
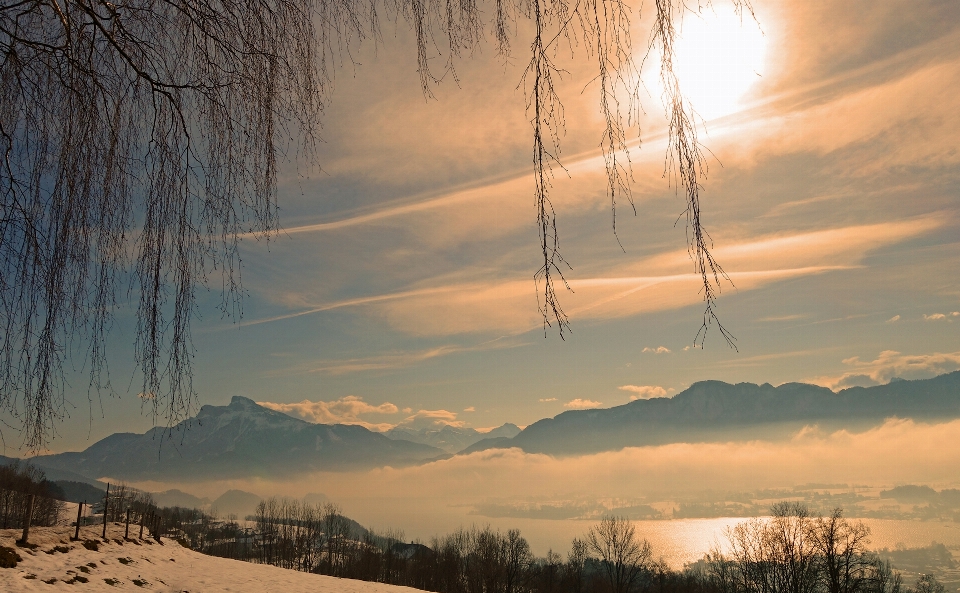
[31,397,444,481]
[383,422,520,453]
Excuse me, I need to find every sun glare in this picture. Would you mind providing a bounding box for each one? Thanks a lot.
[669,6,767,121]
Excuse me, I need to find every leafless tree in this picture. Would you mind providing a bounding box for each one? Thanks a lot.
[466,526,507,593]
[567,537,589,593]
[714,517,776,593]
[909,575,944,593]
[535,549,565,593]
[712,504,876,593]
[866,558,902,593]
[504,528,534,593]
[1,0,749,447]
[322,501,352,574]
[809,509,873,593]
[766,502,819,593]
[0,460,64,527]
[587,516,654,593]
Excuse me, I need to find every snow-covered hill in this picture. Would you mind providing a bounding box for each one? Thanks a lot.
[0,525,425,593]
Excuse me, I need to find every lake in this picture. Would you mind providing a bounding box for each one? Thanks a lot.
[361,510,960,567]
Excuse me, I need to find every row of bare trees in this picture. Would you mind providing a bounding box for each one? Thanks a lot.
[0,461,65,528]
[0,465,179,538]
[182,507,669,593]
[707,503,903,593]
[157,500,942,593]
[253,497,360,572]
[98,483,156,524]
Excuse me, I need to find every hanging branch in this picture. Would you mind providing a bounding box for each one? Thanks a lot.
[522,0,574,337]
[651,0,738,349]
[583,0,642,245]
[0,0,741,447]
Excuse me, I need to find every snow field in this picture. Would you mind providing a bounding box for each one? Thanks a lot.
[1,525,426,593]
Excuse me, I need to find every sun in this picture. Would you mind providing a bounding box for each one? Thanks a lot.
[669,6,767,121]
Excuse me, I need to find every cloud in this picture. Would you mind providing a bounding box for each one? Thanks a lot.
[265,338,527,376]
[887,315,900,323]
[360,219,937,337]
[642,218,942,276]
[246,216,940,340]
[538,398,558,403]
[397,409,466,430]
[924,312,959,321]
[564,399,603,409]
[618,385,669,400]
[258,396,399,431]
[757,314,804,322]
[463,406,476,412]
[710,39,960,175]
[642,347,671,354]
[808,350,960,390]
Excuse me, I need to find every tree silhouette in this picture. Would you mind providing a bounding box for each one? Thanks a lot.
[1,0,748,447]
[810,509,873,593]
[586,516,653,593]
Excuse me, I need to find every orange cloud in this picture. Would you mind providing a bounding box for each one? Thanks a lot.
[397,409,466,430]
[619,385,669,400]
[257,396,399,431]
[564,399,603,409]
[710,45,960,174]
[924,312,959,321]
[808,350,960,389]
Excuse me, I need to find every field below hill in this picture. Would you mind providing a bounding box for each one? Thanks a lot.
[0,524,424,593]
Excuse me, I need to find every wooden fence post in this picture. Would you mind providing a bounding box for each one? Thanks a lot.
[102,483,110,539]
[73,501,84,540]
[18,494,35,545]
[125,508,131,539]
[139,510,145,539]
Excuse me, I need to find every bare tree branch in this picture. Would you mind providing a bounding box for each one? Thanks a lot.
[0,0,741,447]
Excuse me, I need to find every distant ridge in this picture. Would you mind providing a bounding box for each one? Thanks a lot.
[462,371,960,456]
[28,396,444,481]
[0,454,106,489]
[10,372,960,481]
[384,423,521,453]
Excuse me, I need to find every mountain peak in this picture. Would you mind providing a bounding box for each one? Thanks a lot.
[229,395,260,409]
[32,396,444,481]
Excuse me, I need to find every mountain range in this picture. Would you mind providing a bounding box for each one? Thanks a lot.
[384,423,521,453]
[29,396,444,481]
[8,371,960,482]
[462,371,960,455]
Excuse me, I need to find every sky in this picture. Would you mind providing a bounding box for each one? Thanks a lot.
[19,0,960,453]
